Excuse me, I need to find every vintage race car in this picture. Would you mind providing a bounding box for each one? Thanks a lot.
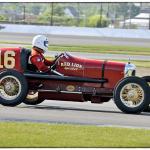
[0,47,149,114]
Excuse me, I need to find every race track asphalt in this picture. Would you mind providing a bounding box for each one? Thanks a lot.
[0,100,150,129]
[1,32,150,47]
[0,32,150,128]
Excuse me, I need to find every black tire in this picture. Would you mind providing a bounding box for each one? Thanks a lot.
[142,76,150,112]
[143,76,150,88]
[143,105,150,112]
[23,92,44,105]
[0,70,28,106]
[114,76,149,114]
[143,76,150,83]
[23,98,44,105]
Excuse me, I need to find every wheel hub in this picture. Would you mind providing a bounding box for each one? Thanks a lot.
[4,82,15,93]
[120,83,144,108]
[0,76,21,100]
[127,89,139,102]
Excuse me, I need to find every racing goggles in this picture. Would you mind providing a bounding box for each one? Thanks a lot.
[44,40,48,48]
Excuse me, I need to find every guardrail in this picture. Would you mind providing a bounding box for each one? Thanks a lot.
[1,23,150,39]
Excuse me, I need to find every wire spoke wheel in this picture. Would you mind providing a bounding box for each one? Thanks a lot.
[120,83,144,108]
[0,76,21,100]
[114,76,149,114]
[0,70,28,106]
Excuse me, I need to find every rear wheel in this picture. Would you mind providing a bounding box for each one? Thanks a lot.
[0,70,28,106]
[23,91,44,105]
[114,76,149,114]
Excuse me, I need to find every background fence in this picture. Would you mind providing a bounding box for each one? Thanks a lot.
[0,2,150,29]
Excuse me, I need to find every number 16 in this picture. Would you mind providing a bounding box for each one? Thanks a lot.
[0,51,15,69]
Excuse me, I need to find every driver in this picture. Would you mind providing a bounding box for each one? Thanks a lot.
[30,35,53,73]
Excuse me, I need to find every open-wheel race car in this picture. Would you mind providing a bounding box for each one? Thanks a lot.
[0,47,149,114]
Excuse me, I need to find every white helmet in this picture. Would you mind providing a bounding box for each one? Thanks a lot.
[32,35,48,53]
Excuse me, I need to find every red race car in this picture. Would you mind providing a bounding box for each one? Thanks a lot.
[0,47,149,114]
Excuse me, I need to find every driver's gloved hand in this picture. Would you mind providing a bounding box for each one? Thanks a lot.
[55,53,59,59]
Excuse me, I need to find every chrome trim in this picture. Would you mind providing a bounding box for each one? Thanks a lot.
[38,89,82,94]
[124,63,136,77]
[61,91,82,94]
[51,69,64,76]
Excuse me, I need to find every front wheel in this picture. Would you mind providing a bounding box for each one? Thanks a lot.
[114,76,149,114]
[143,76,150,86]
[0,70,28,106]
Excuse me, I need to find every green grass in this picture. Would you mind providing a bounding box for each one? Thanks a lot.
[0,122,150,147]
[26,45,150,55]
[48,45,150,56]
[1,40,150,55]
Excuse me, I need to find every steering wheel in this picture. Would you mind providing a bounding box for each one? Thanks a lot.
[51,53,64,70]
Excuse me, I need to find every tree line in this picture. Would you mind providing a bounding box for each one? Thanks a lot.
[0,3,141,28]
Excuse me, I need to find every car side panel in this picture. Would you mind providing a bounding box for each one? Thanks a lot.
[104,61,125,88]
[0,48,22,72]
[56,53,125,88]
